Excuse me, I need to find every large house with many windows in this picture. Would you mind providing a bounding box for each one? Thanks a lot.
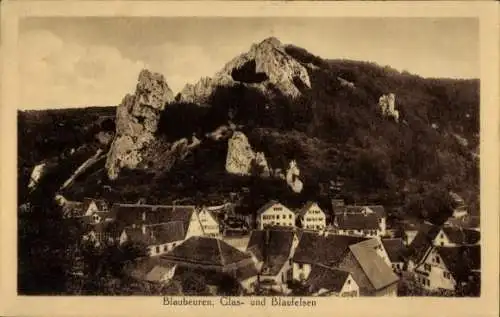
[255,201,296,230]
[297,202,326,231]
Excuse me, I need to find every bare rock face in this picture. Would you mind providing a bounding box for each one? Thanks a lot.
[106,69,174,180]
[378,93,400,122]
[28,162,47,191]
[286,160,303,193]
[179,37,311,104]
[225,131,270,177]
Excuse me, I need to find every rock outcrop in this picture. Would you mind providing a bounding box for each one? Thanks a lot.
[106,69,174,180]
[285,160,303,193]
[179,37,311,104]
[378,93,399,122]
[28,162,47,191]
[225,131,270,177]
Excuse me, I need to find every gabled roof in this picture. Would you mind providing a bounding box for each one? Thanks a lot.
[381,238,405,263]
[349,241,399,291]
[160,236,252,268]
[123,221,185,246]
[293,232,369,266]
[232,261,259,282]
[298,201,320,218]
[335,213,379,230]
[256,200,282,215]
[408,222,441,263]
[305,265,351,294]
[436,245,481,279]
[246,229,295,276]
[199,208,219,225]
[83,197,109,212]
[112,204,196,233]
[442,227,480,245]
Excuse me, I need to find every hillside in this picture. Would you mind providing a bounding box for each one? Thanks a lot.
[18,37,479,225]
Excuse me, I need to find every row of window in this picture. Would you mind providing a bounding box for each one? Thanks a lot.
[424,264,432,272]
[263,214,293,220]
[308,209,323,214]
[305,225,324,230]
[263,221,293,227]
[305,217,324,222]
[443,271,452,279]
[149,242,178,255]
[432,256,441,264]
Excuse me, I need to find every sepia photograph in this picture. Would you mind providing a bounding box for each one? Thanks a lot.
[2,2,499,316]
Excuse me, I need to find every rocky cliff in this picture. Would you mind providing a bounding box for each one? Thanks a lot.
[105,69,174,180]
[225,131,270,177]
[178,37,311,104]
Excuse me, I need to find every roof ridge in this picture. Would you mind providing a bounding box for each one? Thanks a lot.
[217,239,226,266]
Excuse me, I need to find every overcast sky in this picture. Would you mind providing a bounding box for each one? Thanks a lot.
[19,17,478,109]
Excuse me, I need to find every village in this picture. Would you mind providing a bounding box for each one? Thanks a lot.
[57,191,480,297]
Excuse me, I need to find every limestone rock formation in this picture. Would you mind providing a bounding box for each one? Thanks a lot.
[106,69,174,180]
[179,37,311,104]
[378,93,400,122]
[225,131,270,177]
[285,160,303,193]
[28,162,47,191]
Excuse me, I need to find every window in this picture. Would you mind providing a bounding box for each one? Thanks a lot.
[427,279,430,286]
[276,215,280,219]
[164,245,168,251]
[440,242,444,246]
[424,264,431,272]
[347,279,351,285]
[435,257,440,264]
[299,263,303,269]
[289,215,292,219]
[156,246,160,254]
[443,272,451,279]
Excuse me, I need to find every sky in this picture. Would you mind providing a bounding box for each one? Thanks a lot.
[19,17,479,109]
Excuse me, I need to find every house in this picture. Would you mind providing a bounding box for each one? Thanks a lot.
[112,204,204,239]
[160,236,257,276]
[414,245,480,292]
[198,207,221,237]
[293,233,398,296]
[292,232,368,281]
[126,257,177,284]
[444,214,480,230]
[82,197,110,216]
[406,222,442,271]
[335,239,399,296]
[119,221,186,256]
[433,227,481,247]
[82,220,122,247]
[256,200,295,230]
[304,265,359,297]
[246,229,300,293]
[381,238,406,273]
[333,204,387,236]
[297,202,326,231]
[332,213,381,237]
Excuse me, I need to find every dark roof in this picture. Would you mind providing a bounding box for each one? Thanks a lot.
[408,223,441,263]
[112,204,196,233]
[160,236,252,268]
[381,238,405,262]
[335,213,379,230]
[232,261,259,281]
[62,201,84,217]
[298,201,320,217]
[349,241,399,290]
[436,245,481,279]
[293,232,368,266]
[256,200,281,215]
[246,229,295,276]
[123,221,185,246]
[305,265,350,294]
[442,227,480,245]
